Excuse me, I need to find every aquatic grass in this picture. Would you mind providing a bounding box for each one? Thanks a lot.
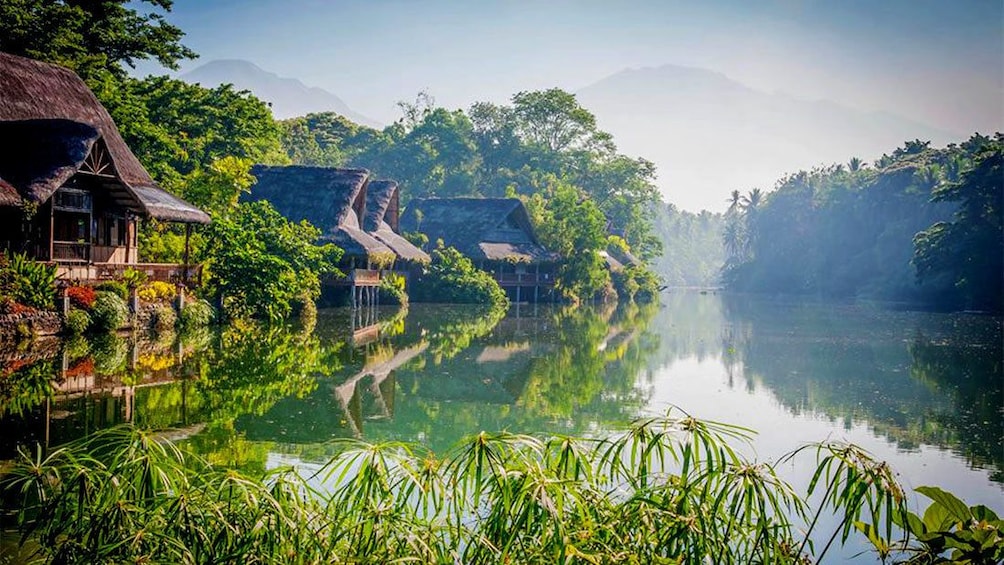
[2,414,998,564]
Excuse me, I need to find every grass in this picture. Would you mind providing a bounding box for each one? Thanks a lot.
[1,409,999,564]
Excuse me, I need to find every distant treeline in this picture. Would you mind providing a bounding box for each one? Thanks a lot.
[722,135,1002,312]
[649,204,724,287]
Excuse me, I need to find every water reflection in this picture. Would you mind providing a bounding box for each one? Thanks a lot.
[1,293,1000,487]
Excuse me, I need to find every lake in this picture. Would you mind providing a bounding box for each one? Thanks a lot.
[1,291,1001,561]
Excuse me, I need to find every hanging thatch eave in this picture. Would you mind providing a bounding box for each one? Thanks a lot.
[0,52,209,224]
[370,223,430,263]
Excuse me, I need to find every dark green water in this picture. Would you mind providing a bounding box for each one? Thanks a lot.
[1,292,1001,560]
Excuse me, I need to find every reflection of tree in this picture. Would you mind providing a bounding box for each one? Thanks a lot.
[720,293,1003,481]
[908,336,1003,480]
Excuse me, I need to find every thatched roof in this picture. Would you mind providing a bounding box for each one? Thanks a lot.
[363,180,429,263]
[247,165,394,259]
[363,180,397,232]
[0,52,209,224]
[400,198,557,263]
[370,224,430,263]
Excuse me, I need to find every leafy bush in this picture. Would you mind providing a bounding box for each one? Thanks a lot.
[90,291,129,332]
[65,285,97,309]
[379,272,409,306]
[95,281,129,301]
[63,308,90,335]
[180,299,215,328]
[120,267,147,290]
[151,305,177,333]
[0,252,57,310]
[411,246,508,308]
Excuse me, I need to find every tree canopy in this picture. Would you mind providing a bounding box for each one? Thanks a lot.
[721,134,1002,312]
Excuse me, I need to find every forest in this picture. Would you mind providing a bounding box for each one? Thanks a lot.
[721,136,1002,312]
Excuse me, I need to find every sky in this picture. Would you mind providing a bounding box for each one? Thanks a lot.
[140,0,1003,210]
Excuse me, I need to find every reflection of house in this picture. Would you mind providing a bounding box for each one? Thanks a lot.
[0,53,210,283]
[247,166,428,298]
[400,198,559,302]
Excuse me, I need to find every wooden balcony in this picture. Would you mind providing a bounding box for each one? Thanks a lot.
[350,269,381,287]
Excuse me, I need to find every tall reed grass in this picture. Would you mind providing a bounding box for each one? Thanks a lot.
[1,410,998,564]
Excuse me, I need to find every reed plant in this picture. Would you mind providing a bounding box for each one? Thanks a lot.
[2,409,999,564]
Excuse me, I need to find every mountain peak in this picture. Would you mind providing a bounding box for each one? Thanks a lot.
[180,59,381,127]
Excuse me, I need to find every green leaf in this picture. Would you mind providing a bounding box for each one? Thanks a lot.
[916,486,972,523]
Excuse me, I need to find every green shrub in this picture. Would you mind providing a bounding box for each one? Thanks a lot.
[95,281,129,301]
[63,308,91,335]
[411,247,508,308]
[151,305,177,333]
[179,299,215,328]
[0,252,57,310]
[120,267,147,290]
[379,272,409,306]
[90,291,129,332]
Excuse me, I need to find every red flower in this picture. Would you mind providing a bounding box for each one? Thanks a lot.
[66,285,97,309]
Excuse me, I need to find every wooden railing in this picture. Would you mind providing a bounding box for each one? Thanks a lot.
[84,263,202,285]
[52,241,90,262]
[496,273,555,286]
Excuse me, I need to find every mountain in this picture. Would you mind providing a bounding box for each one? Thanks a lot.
[576,64,960,212]
[180,59,381,127]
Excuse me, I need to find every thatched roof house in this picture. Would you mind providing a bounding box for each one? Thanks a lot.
[247,165,428,267]
[0,52,209,225]
[399,198,556,264]
[0,52,208,283]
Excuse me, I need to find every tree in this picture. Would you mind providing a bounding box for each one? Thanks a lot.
[0,0,196,80]
[200,201,342,321]
[913,135,1003,312]
[511,88,612,154]
[528,181,611,301]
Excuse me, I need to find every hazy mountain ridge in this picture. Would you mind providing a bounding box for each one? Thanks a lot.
[576,64,959,212]
[180,59,381,127]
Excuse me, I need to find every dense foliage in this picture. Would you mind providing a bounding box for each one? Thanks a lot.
[912,135,1003,312]
[722,135,1002,310]
[4,418,999,564]
[0,252,57,310]
[279,90,665,281]
[200,201,342,321]
[410,247,509,309]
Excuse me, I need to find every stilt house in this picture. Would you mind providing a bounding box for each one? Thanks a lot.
[0,52,210,283]
[399,198,559,302]
[246,165,428,297]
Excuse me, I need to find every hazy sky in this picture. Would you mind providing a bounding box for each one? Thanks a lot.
[144,0,1003,210]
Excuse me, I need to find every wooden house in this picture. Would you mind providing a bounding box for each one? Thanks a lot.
[246,165,428,298]
[0,52,210,283]
[399,197,559,302]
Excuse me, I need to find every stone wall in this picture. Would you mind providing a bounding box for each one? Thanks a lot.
[0,310,62,341]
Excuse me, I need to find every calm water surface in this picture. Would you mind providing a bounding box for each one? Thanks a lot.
[1,292,1001,561]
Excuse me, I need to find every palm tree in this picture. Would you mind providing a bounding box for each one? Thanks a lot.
[740,188,763,212]
[722,221,745,264]
[848,157,865,172]
[726,189,742,215]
